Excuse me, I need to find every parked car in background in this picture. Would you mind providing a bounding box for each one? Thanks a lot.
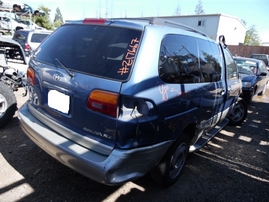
[250,54,269,71]
[12,29,53,56]
[0,0,24,10]
[0,11,44,31]
[234,56,269,104]
[0,0,44,17]
[0,35,28,128]
[17,19,44,30]
[0,12,28,31]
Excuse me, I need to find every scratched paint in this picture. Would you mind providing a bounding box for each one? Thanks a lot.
[159,85,191,101]
[118,38,139,75]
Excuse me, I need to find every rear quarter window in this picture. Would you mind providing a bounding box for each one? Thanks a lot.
[159,34,200,84]
[34,25,142,81]
[158,34,222,84]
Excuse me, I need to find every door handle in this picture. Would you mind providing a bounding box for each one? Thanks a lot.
[220,89,226,96]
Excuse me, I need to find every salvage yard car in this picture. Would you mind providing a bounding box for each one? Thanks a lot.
[234,56,269,104]
[18,18,247,187]
[0,36,27,128]
[12,29,53,57]
[250,54,269,70]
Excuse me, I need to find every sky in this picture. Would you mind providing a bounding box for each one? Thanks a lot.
[21,0,269,42]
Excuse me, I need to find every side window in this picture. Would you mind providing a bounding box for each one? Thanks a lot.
[15,33,25,40]
[197,39,222,82]
[159,35,200,84]
[223,48,238,80]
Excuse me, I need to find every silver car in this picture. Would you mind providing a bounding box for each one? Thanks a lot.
[12,29,53,56]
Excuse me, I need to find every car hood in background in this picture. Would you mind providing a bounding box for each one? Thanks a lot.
[239,73,256,82]
[0,36,27,64]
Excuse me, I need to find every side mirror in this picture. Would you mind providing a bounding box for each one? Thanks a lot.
[259,72,267,76]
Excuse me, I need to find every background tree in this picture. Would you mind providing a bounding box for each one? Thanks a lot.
[33,5,54,30]
[195,0,205,15]
[54,7,64,28]
[241,19,247,26]
[244,25,261,46]
[174,3,181,16]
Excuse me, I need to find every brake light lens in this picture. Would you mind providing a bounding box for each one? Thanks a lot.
[27,67,36,85]
[25,43,31,51]
[87,90,119,117]
[83,18,106,24]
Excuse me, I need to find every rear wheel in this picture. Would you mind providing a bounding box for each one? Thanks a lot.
[228,99,247,126]
[0,82,17,128]
[150,133,190,186]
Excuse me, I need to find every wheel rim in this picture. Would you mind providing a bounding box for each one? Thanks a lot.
[169,142,188,179]
[230,102,244,122]
[0,93,8,118]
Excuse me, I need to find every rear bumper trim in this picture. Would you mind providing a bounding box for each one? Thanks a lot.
[18,103,171,185]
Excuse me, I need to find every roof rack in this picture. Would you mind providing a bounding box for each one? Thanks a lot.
[110,17,207,37]
[150,18,207,37]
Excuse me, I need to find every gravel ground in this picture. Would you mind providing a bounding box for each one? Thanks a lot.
[0,86,268,202]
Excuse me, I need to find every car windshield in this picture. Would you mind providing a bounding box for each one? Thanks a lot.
[234,59,257,75]
[34,24,142,81]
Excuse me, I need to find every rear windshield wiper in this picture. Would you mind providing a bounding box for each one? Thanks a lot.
[55,58,74,78]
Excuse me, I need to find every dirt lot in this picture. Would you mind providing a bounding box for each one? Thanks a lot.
[0,86,269,202]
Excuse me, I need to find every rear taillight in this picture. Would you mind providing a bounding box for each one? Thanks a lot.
[25,43,31,51]
[27,67,36,85]
[83,18,106,24]
[87,90,119,117]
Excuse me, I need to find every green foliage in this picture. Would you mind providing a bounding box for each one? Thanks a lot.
[241,19,247,26]
[195,0,205,15]
[32,4,54,30]
[244,25,261,46]
[34,15,54,30]
[54,7,64,27]
[38,5,51,15]
[174,4,181,16]
[54,21,62,28]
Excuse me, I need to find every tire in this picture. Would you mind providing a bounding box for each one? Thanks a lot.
[0,82,17,128]
[244,97,251,104]
[244,88,255,104]
[150,133,190,187]
[228,99,247,126]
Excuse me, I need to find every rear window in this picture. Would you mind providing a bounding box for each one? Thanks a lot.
[13,31,27,40]
[34,25,142,81]
[31,33,50,43]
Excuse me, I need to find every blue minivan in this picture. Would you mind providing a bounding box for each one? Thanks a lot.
[18,18,247,186]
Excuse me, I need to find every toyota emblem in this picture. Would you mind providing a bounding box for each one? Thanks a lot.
[53,74,60,81]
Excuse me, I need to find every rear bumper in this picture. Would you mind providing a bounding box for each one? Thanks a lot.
[18,102,171,185]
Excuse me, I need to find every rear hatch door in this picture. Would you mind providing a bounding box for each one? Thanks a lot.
[29,22,142,154]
